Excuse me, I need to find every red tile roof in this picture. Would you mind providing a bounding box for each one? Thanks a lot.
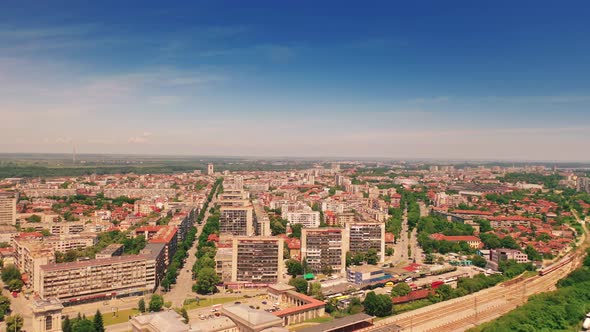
[385,232,395,243]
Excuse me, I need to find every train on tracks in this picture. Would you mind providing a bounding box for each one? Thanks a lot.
[538,254,574,276]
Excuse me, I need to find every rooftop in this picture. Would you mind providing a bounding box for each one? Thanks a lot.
[297,313,376,332]
[131,310,188,332]
[41,254,148,271]
[190,316,236,332]
[222,304,282,327]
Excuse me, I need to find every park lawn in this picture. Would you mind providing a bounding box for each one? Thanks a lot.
[183,296,242,310]
[90,308,139,326]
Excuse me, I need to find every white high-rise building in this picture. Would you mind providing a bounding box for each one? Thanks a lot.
[0,191,16,226]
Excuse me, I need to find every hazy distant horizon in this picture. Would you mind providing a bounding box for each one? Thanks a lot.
[1,152,589,165]
[2,2,589,161]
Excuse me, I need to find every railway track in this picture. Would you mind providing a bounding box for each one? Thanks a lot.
[365,242,583,332]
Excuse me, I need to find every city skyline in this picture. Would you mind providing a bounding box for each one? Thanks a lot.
[2,1,590,161]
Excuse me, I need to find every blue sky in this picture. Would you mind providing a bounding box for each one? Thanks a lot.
[1,1,589,160]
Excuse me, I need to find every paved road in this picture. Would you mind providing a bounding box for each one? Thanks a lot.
[1,283,34,332]
[389,208,409,266]
[390,208,424,266]
[165,194,218,307]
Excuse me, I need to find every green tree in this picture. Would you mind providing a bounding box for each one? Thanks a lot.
[26,214,41,223]
[472,255,487,268]
[93,310,105,332]
[180,307,189,323]
[525,245,542,261]
[1,265,21,283]
[0,295,10,321]
[288,277,308,294]
[149,294,164,312]
[72,318,96,332]
[309,282,323,300]
[194,267,220,295]
[391,282,411,297]
[480,233,502,249]
[7,279,23,292]
[286,259,304,277]
[271,220,286,236]
[500,236,519,249]
[289,223,303,239]
[6,314,24,332]
[385,247,394,256]
[138,298,146,313]
[351,252,365,265]
[62,316,72,332]
[434,284,455,301]
[363,291,393,317]
[366,249,379,265]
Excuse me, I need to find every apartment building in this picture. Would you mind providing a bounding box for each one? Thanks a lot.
[253,201,271,236]
[140,243,167,288]
[37,253,159,303]
[219,189,250,202]
[215,246,234,282]
[231,237,284,284]
[207,163,214,175]
[285,211,320,228]
[167,207,196,243]
[577,177,590,194]
[135,226,178,265]
[45,234,97,252]
[224,175,244,190]
[301,228,347,274]
[336,212,356,227]
[345,222,385,263]
[13,237,55,288]
[96,244,125,259]
[0,191,16,226]
[220,205,254,236]
[49,222,85,235]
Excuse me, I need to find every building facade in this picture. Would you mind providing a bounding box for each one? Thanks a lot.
[301,228,347,274]
[220,206,254,236]
[285,211,320,228]
[345,222,385,263]
[0,191,16,226]
[231,237,284,284]
[37,254,158,303]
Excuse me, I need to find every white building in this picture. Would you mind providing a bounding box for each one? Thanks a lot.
[286,211,320,228]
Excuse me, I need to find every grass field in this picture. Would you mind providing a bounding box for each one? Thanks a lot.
[182,296,242,310]
[90,308,140,326]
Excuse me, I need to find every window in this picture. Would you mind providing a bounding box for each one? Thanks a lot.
[45,315,53,330]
